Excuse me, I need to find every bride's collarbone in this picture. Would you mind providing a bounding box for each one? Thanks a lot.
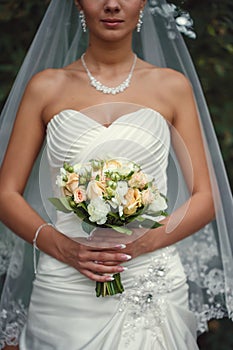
[41,84,174,126]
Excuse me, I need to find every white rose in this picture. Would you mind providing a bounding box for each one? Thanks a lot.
[108,180,128,214]
[56,175,65,188]
[116,181,128,203]
[56,167,67,187]
[87,197,110,225]
[118,161,140,177]
[148,193,167,213]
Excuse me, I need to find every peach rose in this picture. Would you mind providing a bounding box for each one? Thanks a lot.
[123,188,142,215]
[128,171,148,190]
[105,159,122,170]
[73,187,87,203]
[141,188,155,206]
[64,173,79,194]
[86,180,106,200]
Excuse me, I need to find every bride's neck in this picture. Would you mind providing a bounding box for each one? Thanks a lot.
[85,38,134,66]
[85,48,135,67]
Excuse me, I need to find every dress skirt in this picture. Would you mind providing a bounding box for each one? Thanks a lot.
[19,245,199,349]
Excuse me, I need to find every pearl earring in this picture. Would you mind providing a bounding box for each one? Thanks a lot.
[137,10,143,33]
[137,9,144,33]
[79,10,87,33]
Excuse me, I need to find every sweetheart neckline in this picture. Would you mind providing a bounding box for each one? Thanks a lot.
[46,107,169,130]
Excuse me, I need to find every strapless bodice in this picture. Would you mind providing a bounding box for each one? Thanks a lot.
[46,108,170,194]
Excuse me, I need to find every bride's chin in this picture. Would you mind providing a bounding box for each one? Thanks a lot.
[90,26,134,42]
[94,32,133,44]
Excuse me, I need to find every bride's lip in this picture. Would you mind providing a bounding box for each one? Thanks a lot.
[101,18,124,28]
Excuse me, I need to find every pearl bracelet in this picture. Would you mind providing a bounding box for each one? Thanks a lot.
[33,223,54,274]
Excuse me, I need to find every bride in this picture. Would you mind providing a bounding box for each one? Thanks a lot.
[0,0,232,349]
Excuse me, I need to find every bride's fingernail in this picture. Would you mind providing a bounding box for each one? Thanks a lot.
[115,244,126,249]
[118,266,128,272]
[106,276,114,281]
[122,254,132,261]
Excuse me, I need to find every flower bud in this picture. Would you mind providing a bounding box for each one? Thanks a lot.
[69,200,76,208]
[111,182,117,190]
[91,160,101,171]
[63,162,69,170]
[107,180,117,189]
[79,176,87,185]
[111,173,121,182]
[62,175,68,182]
[106,187,115,197]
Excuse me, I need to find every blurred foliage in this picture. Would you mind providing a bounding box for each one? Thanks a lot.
[0,0,50,107]
[176,0,233,190]
[0,1,232,347]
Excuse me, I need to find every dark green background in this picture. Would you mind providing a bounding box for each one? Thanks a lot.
[0,1,232,349]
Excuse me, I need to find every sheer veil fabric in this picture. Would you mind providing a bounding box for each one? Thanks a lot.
[0,0,233,347]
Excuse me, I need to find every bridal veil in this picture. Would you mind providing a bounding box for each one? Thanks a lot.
[0,0,232,346]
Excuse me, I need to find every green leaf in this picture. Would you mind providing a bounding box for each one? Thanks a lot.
[77,202,89,212]
[107,211,120,219]
[48,197,73,213]
[139,219,163,229]
[146,210,168,218]
[81,220,96,235]
[106,224,133,235]
[73,203,89,220]
[73,207,87,220]
[134,215,145,222]
[150,222,163,229]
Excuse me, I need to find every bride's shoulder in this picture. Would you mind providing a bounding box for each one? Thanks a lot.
[138,59,191,90]
[27,62,84,96]
[27,68,70,95]
[147,65,192,93]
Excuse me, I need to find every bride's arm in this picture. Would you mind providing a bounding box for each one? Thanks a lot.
[124,72,215,258]
[0,71,128,282]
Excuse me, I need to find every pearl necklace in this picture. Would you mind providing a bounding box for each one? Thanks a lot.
[81,53,137,95]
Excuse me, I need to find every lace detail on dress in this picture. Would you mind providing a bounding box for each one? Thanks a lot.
[0,233,15,276]
[0,295,27,348]
[118,247,176,347]
[178,224,233,333]
[0,237,27,348]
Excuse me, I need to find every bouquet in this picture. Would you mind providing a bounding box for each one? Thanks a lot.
[49,158,167,297]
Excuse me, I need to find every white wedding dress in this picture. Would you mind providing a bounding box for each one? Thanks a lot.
[19,108,199,349]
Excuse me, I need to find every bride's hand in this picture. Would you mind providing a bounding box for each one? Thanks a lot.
[56,234,131,282]
[119,228,156,259]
